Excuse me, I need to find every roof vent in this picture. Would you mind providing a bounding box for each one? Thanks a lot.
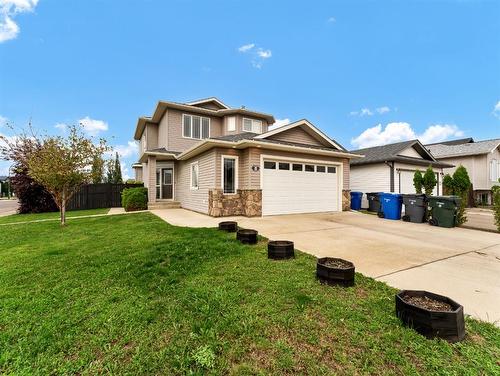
[241,105,246,109]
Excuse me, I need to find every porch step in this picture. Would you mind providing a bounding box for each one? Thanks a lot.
[148,201,181,210]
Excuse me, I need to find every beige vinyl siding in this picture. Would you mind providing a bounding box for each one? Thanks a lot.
[175,150,216,214]
[350,164,391,208]
[157,110,168,149]
[267,127,325,147]
[145,123,158,150]
[166,109,223,152]
[134,167,143,182]
[439,154,492,190]
[398,146,423,158]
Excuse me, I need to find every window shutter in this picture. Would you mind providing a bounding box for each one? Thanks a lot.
[183,115,192,138]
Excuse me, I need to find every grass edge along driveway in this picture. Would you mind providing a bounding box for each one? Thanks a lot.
[0,213,498,375]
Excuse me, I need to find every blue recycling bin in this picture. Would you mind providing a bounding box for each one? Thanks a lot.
[379,193,403,220]
[350,191,363,210]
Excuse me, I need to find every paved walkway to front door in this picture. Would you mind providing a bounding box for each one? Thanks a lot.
[151,208,500,325]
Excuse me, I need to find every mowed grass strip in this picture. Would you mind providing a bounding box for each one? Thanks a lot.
[0,213,498,375]
[0,208,110,225]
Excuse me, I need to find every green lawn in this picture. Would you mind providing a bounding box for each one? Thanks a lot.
[0,213,498,375]
[0,208,109,224]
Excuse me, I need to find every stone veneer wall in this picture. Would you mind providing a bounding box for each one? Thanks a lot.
[342,189,351,211]
[208,189,262,217]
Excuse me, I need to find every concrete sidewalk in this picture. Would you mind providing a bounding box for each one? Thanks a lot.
[151,208,500,325]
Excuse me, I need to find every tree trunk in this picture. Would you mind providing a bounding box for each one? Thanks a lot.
[61,190,66,226]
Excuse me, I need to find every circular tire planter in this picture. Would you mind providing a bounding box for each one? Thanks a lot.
[218,221,238,232]
[316,257,355,287]
[236,229,258,245]
[268,240,294,260]
[395,290,465,343]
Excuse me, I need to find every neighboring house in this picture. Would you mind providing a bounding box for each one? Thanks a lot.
[426,138,500,205]
[349,140,453,208]
[132,97,361,216]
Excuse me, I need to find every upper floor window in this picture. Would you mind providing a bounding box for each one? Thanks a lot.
[242,118,262,133]
[183,114,210,139]
[227,116,236,132]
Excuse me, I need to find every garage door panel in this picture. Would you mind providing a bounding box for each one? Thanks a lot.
[262,159,339,216]
[398,170,439,195]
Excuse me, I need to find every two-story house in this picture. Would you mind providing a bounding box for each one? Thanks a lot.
[132,97,361,216]
[426,138,500,205]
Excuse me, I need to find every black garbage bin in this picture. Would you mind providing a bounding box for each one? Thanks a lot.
[402,194,427,223]
[367,192,381,212]
[428,196,461,228]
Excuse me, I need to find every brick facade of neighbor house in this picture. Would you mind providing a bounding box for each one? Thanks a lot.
[208,189,262,217]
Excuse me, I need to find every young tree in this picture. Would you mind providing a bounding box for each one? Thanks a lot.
[27,126,108,225]
[422,166,437,196]
[106,158,114,183]
[442,174,454,195]
[493,180,500,232]
[113,152,123,183]
[0,128,58,213]
[451,166,471,225]
[413,170,423,194]
[90,154,105,184]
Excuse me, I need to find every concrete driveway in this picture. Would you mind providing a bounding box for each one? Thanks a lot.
[0,199,18,217]
[152,209,500,325]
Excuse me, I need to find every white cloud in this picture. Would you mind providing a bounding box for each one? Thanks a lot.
[0,0,39,43]
[78,116,108,136]
[54,122,67,131]
[121,163,130,181]
[350,106,391,116]
[493,100,500,119]
[376,106,390,114]
[418,124,464,144]
[351,122,464,149]
[257,48,272,59]
[238,42,272,69]
[0,115,7,126]
[268,118,290,131]
[238,43,255,52]
[327,16,336,23]
[113,141,138,159]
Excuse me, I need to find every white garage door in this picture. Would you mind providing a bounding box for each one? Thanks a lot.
[262,159,340,216]
[398,170,439,195]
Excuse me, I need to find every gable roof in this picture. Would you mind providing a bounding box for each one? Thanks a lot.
[254,119,347,151]
[134,99,275,140]
[350,139,453,168]
[186,97,230,110]
[426,138,500,159]
[425,137,474,146]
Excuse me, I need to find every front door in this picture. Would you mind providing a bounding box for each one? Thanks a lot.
[156,167,173,200]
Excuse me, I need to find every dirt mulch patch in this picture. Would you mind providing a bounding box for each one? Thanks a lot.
[402,294,453,312]
[321,259,352,269]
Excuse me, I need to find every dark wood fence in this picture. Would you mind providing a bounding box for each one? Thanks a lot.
[67,183,144,210]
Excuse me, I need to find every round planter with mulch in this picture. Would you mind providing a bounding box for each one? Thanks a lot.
[316,257,355,286]
[267,240,294,260]
[236,229,258,244]
[218,221,238,232]
[395,290,465,342]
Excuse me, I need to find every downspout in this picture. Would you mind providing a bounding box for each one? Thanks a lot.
[384,161,395,192]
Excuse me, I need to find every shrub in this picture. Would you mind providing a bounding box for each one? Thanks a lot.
[423,166,437,196]
[11,168,58,214]
[413,170,423,194]
[121,187,148,212]
[493,180,500,232]
[125,179,141,184]
[442,174,454,195]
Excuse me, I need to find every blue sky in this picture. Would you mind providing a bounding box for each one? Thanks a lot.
[1,0,499,179]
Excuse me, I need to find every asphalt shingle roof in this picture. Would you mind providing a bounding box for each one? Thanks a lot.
[426,139,500,158]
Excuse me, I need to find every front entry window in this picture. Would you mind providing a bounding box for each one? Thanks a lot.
[222,156,237,194]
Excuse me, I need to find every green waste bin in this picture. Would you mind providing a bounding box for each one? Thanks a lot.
[428,196,461,228]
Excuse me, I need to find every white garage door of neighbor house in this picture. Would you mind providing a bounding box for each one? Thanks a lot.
[398,170,438,196]
[262,159,340,216]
